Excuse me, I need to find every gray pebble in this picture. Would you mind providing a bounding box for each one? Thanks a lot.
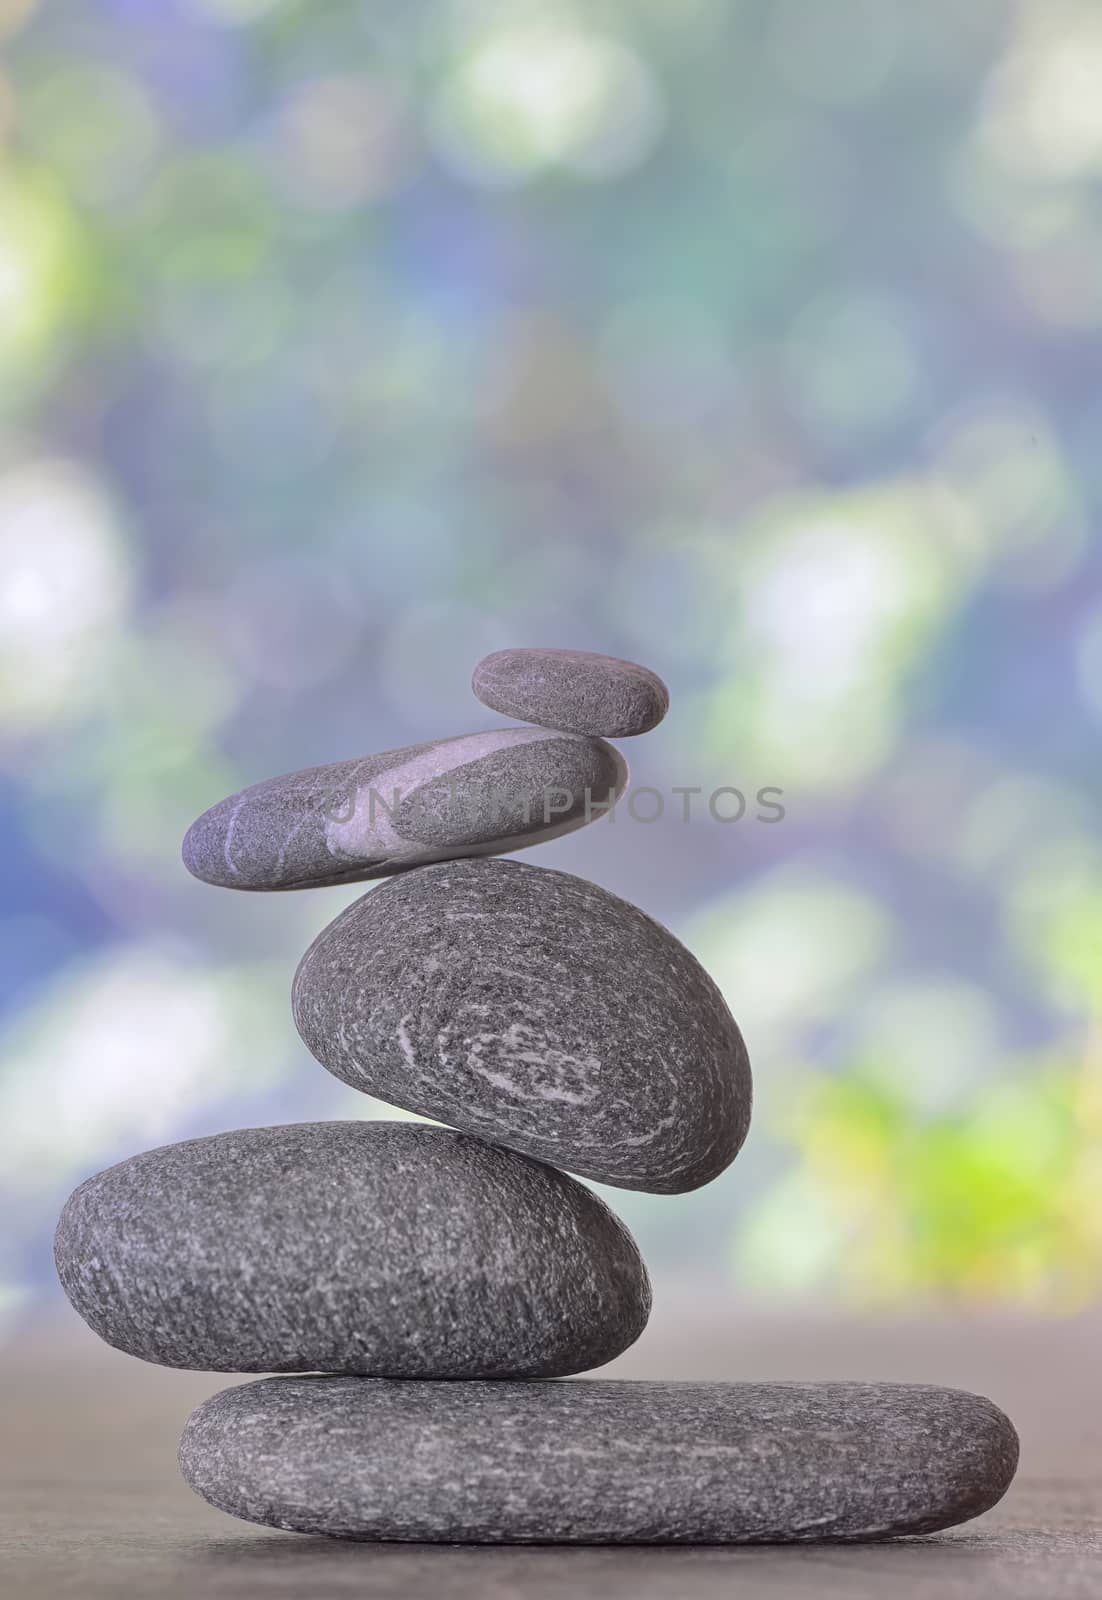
[182,727,627,890]
[179,1376,1019,1543]
[292,857,750,1193]
[53,1122,650,1378]
[474,648,670,738]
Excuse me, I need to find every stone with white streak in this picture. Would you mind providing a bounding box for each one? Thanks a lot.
[181,728,627,890]
[291,857,751,1193]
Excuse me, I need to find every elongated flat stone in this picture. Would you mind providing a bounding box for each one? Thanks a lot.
[178,1377,1020,1543]
[292,857,751,1193]
[473,648,670,738]
[181,728,627,890]
[53,1122,650,1377]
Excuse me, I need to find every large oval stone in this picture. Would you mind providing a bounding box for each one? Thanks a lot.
[182,727,627,890]
[179,1377,1019,1543]
[53,1122,650,1377]
[292,858,751,1193]
[473,647,669,737]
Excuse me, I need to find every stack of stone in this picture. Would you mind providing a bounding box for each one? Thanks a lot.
[55,648,1018,1544]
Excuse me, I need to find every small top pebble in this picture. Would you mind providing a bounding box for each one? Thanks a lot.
[473,649,670,738]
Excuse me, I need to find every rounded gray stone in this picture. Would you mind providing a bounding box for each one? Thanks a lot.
[182,727,627,891]
[473,649,670,738]
[53,1121,650,1378]
[292,857,750,1194]
[178,1377,1020,1543]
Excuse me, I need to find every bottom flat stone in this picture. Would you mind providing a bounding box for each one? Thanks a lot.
[179,1377,1018,1544]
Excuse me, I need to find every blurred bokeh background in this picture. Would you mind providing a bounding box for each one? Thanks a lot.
[2,0,1100,1338]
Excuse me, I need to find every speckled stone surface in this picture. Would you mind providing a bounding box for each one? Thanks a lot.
[292,857,751,1193]
[178,1377,1020,1544]
[473,648,670,738]
[181,727,627,890]
[53,1122,650,1377]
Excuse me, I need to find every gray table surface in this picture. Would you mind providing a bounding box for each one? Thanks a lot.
[3,1294,1100,1598]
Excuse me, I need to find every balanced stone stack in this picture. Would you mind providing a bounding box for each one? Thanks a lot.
[54,648,1019,1544]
